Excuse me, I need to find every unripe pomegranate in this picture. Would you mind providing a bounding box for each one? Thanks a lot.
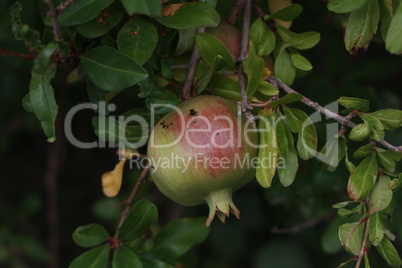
[147,96,258,226]
[206,23,241,60]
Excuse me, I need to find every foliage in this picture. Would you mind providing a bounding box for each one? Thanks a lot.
[0,0,402,267]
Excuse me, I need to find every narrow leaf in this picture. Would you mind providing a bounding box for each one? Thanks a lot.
[370,176,392,213]
[274,111,299,187]
[375,237,402,267]
[344,0,380,52]
[274,49,295,85]
[288,32,320,50]
[256,110,278,188]
[347,153,378,201]
[290,54,312,71]
[369,212,385,246]
[385,2,402,54]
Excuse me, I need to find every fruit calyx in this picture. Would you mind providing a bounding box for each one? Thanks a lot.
[205,189,240,227]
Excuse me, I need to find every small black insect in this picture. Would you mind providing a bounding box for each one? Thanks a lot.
[189,109,198,116]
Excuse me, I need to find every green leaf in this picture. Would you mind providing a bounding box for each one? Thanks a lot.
[139,65,155,98]
[249,18,276,56]
[72,224,109,248]
[69,244,109,268]
[274,111,299,187]
[274,49,295,85]
[348,116,372,142]
[353,144,373,159]
[385,2,402,54]
[208,74,242,100]
[338,222,365,255]
[156,3,220,29]
[378,0,393,40]
[150,218,209,260]
[121,0,161,16]
[196,56,228,94]
[196,33,234,69]
[345,153,356,173]
[287,32,320,50]
[283,107,318,160]
[338,96,369,112]
[145,91,180,114]
[333,201,355,209]
[377,151,397,172]
[370,176,392,214]
[87,82,108,115]
[369,212,386,246]
[257,81,279,96]
[140,259,174,268]
[59,0,114,26]
[92,116,149,146]
[76,4,124,38]
[269,4,303,21]
[347,153,378,201]
[290,54,312,71]
[243,42,265,96]
[361,114,385,141]
[268,93,303,108]
[256,110,278,188]
[364,252,371,268]
[113,246,143,268]
[175,29,197,56]
[344,0,380,52]
[29,43,59,142]
[276,26,296,43]
[81,46,148,91]
[117,17,159,65]
[320,135,347,171]
[375,237,402,267]
[10,2,42,50]
[369,109,402,130]
[328,0,369,13]
[117,200,158,241]
[389,173,402,191]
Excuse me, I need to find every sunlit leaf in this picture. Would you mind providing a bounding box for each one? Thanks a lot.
[102,159,126,197]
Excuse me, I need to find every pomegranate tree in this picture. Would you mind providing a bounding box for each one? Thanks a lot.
[147,96,258,226]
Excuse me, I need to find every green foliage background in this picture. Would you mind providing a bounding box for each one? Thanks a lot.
[0,0,401,267]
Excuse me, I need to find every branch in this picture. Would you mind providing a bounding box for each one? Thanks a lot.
[271,211,335,234]
[225,0,245,25]
[43,0,64,41]
[237,0,256,128]
[268,76,402,152]
[56,0,74,13]
[181,28,205,101]
[0,48,37,59]
[355,198,371,268]
[117,166,150,229]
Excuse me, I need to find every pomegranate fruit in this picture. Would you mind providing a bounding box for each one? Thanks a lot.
[147,96,258,226]
[206,23,241,60]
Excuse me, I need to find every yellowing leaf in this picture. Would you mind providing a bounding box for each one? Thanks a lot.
[102,159,127,197]
[162,3,186,16]
[261,67,271,80]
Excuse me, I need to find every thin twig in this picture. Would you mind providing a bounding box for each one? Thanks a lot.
[43,0,63,41]
[170,64,189,69]
[271,211,335,234]
[56,0,74,13]
[355,198,371,268]
[117,166,150,229]
[181,28,205,101]
[0,48,37,59]
[268,76,402,151]
[225,0,245,25]
[237,0,256,128]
